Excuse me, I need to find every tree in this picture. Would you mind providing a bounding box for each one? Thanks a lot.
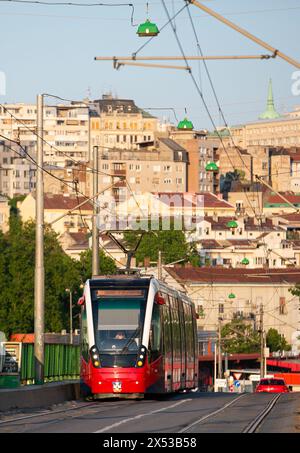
[0,214,117,337]
[123,228,198,266]
[78,248,117,282]
[266,328,291,353]
[221,319,260,354]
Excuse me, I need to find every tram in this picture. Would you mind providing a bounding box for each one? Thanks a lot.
[79,275,198,399]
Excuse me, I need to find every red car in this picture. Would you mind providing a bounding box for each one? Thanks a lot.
[255,378,290,393]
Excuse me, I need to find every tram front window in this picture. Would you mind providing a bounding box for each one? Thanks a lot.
[91,289,147,355]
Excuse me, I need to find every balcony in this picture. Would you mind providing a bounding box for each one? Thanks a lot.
[112,168,126,176]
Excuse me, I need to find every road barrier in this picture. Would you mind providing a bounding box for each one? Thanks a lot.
[21,344,80,384]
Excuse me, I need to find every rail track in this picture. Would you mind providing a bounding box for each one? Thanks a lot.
[180,393,282,433]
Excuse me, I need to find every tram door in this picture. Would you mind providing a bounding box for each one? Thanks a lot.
[162,294,172,392]
[178,298,186,389]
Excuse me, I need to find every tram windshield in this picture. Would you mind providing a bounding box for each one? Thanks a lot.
[91,288,147,354]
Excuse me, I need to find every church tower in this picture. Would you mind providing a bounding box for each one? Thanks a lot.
[259,78,280,120]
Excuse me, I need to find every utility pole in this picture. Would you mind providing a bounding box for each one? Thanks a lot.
[34,94,44,385]
[158,250,162,280]
[218,317,223,379]
[65,289,73,345]
[92,145,99,277]
[259,304,265,379]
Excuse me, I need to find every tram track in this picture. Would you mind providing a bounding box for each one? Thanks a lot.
[0,392,289,433]
[242,394,282,433]
[179,393,282,433]
[0,400,124,427]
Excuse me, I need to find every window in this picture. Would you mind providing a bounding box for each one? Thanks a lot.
[197,305,205,318]
[279,297,286,315]
[218,304,224,314]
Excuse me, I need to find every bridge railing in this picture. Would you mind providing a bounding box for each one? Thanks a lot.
[21,344,80,385]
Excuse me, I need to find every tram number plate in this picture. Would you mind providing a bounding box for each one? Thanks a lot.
[112,381,122,392]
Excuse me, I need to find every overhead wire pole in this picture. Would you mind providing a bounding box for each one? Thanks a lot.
[187,0,300,70]
[34,94,45,385]
[92,145,99,277]
[259,304,265,379]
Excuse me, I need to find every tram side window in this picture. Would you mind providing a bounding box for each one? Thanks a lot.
[149,303,162,361]
[162,294,172,357]
[81,306,89,362]
[184,303,193,362]
[170,296,180,362]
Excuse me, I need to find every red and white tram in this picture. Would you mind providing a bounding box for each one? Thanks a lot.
[79,275,198,398]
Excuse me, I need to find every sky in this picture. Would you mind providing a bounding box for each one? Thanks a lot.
[1,0,300,130]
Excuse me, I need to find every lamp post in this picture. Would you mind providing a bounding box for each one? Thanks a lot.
[65,288,73,345]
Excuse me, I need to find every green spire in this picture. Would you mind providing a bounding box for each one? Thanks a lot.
[259,78,280,120]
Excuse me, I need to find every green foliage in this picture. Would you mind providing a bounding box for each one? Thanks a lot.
[78,248,117,282]
[0,218,116,337]
[123,228,199,266]
[221,319,260,354]
[266,328,291,352]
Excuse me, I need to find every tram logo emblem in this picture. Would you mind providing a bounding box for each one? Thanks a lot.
[112,381,122,392]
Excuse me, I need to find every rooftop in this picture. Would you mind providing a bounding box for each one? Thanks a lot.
[152,192,235,209]
[166,266,300,285]
[41,193,93,211]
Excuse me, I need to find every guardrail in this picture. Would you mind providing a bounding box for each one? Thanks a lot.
[21,344,80,384]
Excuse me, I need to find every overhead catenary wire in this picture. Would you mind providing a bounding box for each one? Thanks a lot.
[0,134,121,219]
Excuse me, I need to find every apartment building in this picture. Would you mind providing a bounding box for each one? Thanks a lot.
[0,102,90,166]
[93,137,189,203]
[0,140,36,197]
[169,129,220,193]
[19,192,93,235]
[0,197,10,233]
[165,266,300,347]
[90,94,158,150]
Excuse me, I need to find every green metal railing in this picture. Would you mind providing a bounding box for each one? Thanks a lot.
[21,344,80,384]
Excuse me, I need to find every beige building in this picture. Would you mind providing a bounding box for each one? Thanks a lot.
[90,95,158,150]
[92,138,189,202]
[0,102,90,166]
[19,192,93,236]
[228,107,300,149]
[58,231,89,260]
[164,266,300,348]
[0,197,10,233]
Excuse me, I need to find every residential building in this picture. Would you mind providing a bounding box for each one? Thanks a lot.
[0,102,90,166]
[19,192,93,235]
[0,140,36,197]
[164,266,300,348]
[58,231,89,260]
[90,94,158,150]
[0,197,10,233]
[169,129,220,193]
[93,137,189,203]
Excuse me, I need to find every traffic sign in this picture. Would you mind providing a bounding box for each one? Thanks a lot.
[234,380,241,388]
[233,372,242,380]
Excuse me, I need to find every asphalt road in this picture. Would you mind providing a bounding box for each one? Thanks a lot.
[0,391,299,434]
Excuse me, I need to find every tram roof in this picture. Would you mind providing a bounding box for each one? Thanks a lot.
[88,276,193,305]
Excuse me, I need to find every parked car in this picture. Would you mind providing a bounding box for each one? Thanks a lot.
[255,378,289,393]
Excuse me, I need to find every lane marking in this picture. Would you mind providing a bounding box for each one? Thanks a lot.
[94,398,192,433]
[179,394,247,433]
